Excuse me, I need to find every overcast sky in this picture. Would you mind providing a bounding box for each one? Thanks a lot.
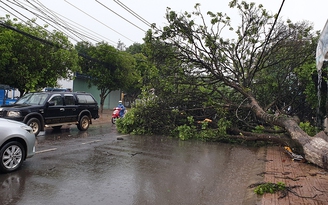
[0,0,327,47]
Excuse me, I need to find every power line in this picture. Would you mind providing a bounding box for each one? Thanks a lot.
[0,21,116,70]
[7,0,111,44]
[95,0,146,32]
[64,0,135,43]
[113,0,153,28]
[16,0,83,42]
[30,0,117,45]
[2,0,84,43]
[0,4,28,24]
[1,0,134,45]
[0,20,60,47]
[0,0,31,25]
[1,0,147,45]
[44,9,117,45]
[29,0,88,42]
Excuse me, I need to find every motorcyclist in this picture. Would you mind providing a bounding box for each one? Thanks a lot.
[118,100,125,117]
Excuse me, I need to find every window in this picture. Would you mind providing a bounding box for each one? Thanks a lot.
[49,95,63,106]
[16,93,48,105]
[76,94,96,104]
[64,95,76,105]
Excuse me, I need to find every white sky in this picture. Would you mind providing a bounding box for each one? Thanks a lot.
[0,0,327,47]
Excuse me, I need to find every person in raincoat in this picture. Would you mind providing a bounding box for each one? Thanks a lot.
[117,100,126,117]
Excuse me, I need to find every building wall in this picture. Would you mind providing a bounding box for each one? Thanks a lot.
[73,78,121,109]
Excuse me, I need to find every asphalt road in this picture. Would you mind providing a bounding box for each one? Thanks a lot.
[0,123,264,205]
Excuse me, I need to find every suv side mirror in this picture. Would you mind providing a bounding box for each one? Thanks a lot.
[47,101,55,106]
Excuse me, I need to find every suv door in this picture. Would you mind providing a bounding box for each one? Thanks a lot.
[63,93,78,122]
[44,94,67,124]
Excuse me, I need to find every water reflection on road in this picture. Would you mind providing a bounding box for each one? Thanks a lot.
[0,124,264,205]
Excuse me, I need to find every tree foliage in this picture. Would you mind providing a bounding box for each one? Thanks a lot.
[145,2,317,130]
[0,16,80,95]
[113,42,160,106]
[76,41,139,112]
[117,2,328,169]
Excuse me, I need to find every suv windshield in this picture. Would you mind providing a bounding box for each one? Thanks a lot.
[16,93,48,105]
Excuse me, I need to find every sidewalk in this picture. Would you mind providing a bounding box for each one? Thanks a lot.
[261,146,328,205]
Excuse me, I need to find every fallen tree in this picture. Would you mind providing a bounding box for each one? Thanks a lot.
[146,1,328,168]
[249,94,328,169]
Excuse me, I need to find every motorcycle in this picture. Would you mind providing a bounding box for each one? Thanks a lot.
[111,107,127,124]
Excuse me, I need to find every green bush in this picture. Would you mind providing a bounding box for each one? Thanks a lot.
[252,125,265,133]
[175,116,196,140]
[217,118,231,136]
[116,98,178,135]
[254,182,286,195]
[299,121,316,136]
[116,94,233,142]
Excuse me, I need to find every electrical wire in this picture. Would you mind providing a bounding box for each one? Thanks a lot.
[0,21,116,70]
[41,8,117,45]
[1,0,147,45]
[113,0,152,28]
[0,4,28,24]
[1,0,120,45]
[5,0,82,43]
[15,0,83,42]
[16,0,105,44]
[64,0,135,43]
[28,0,88,42]
[0,0,32,25]
[95,0,146,32]
[32,0,116,45]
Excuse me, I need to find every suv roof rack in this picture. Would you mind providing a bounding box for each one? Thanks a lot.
[45,88,72,92]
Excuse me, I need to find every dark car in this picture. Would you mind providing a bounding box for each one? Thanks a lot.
[0,91,99,136]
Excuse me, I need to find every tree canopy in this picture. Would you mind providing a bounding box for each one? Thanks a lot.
[117,1,328,169]
[145,1,318,127]
[0,16,80,95]
[76,41,140,112]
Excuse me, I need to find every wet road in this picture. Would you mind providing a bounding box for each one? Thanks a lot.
[0,123,264,205]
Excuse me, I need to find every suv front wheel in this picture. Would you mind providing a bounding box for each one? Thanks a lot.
[27,118,41,136]
[77,115,90,131]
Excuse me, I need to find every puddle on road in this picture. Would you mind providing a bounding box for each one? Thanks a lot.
[0,131,265,205]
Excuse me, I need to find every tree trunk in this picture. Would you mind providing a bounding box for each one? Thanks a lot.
[99,89,111,114]
[284,119,328,170]
[248,95,328,169]
[229,128,295,145]
[99,100,104,114]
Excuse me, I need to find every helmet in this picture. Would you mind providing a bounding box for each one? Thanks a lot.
[118,100,122,103]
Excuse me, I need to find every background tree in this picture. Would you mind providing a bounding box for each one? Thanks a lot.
[123,43,158,105]
[125,43,143,54]
[0,17,80,95]
[76,41,138,113]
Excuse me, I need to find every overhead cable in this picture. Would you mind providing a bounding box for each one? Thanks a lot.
[0,21,115,70]
[0,5,27,24]
[113,0,153,28]
[64,0,135,43]
[19,0,83,42]
[0,0,31,25]
[4,0,82,43]
[29,0,116,45]
[95,0,146,32]
[29,0,87,42]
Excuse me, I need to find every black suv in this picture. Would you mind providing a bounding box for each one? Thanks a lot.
[0,91,99,136]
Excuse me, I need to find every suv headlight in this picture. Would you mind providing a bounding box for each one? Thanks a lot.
[7,111,21,117]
